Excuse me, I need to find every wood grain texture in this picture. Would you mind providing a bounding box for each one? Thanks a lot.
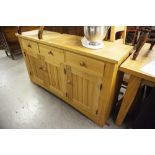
[115,75,141,126]
[115,43,155,126]
[97,63,119,126]
[66,65,102,116]
[16,30,132,65]
[17,31,132,127]
[120,43,155,83]
[110,26,127,44]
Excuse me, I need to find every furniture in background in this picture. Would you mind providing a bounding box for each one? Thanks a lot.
[109,26,132,86]
[32,26,128,44]
[17,26,84,37]
[110,26,126,44]
[0,27,12,58]
[132,26,155,60]
[115,43,155,126]
[0,26,39,59]
[16,30,132,126]
[0,26,84,60]
[125,26,138,45]
[1,26,137,60]
[46,26,84,36]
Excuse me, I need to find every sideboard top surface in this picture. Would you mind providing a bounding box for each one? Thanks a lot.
[16,30,133,64]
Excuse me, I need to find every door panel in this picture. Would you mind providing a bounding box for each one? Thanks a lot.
[26,53,49,86]
[66,65,103,116]
[47,63,64,96]
[40,52,66,97]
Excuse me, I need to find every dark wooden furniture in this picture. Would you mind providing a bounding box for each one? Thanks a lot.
[0,27,13,58]
[0,26,39,59]
[131,26,155,60]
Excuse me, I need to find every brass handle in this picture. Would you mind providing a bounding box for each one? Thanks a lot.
[39,67,46,71]
[67,80,72,84]
[80,61,86,67]
[43,68,46,71]
[48,51,54,55]
[28,44,32,48]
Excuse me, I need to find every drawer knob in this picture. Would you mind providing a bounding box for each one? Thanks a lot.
[48,51,54,55]
[39,67,46,71]
[39,67,43,70]
[28,44,32,48]
[80,61,86,67]
[67,80,72,84]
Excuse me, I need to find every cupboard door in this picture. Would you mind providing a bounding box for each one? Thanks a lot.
[19,39,49,87]
[25,53,49,86]
[39,55,66,97]
[66,65,103,116]
[47,63,65,97]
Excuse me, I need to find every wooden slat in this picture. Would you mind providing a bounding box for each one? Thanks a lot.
[55,67,59,89]
[49,64,54,87]
[71,67,101,82]
[92,82,101,115]
[82,78,88,106]
[73,74,78,100]
[57,68,61,91]
[87,81,93,108]
[97,63,118,126]
[28,55,38,80]
[77,76,83,102]
[66,65,72,100]
[60,64,67,97]
[52,67,57,88]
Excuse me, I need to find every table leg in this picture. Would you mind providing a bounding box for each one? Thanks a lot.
[115,75,141,126]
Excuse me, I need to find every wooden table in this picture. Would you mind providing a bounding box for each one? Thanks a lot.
[116,43,155,126]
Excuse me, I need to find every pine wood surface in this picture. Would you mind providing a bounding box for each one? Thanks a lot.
[116,43,155,126]
[17,30,133,126]
[16,30,132,65]
[119,43,155,83]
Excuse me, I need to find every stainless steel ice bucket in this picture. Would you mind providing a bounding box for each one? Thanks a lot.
[84,26,110,45]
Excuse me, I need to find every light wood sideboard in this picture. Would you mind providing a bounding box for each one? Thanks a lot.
[16,30,132,126]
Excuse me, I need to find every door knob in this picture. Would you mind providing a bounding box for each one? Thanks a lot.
[80,61,86,67]
[28,44,32,48]
[67,80,72,84]
[39,67,46,71]
[48,51,54,55]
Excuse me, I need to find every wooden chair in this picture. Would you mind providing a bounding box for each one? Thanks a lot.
[110,26,127,44]
[18,26,84,39]
[132,26,155,60]
[109,26,131,84]
[109,26,130,100]
[17,26,44,40]
[109,26,131,121]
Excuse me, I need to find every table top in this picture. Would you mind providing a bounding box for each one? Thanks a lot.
[16,30,133,65]
[120,43,155,83]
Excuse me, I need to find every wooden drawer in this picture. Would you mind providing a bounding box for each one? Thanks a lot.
[21,39,39,53]
[65,52,105,76]
[39,44,64,63]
